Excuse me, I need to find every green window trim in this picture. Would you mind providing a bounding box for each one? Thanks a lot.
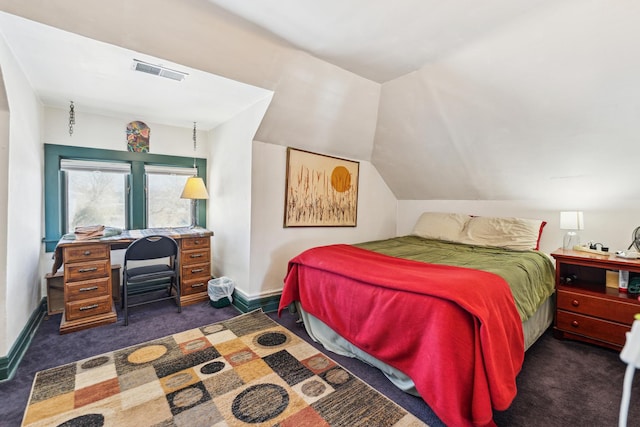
[44,144,207,252]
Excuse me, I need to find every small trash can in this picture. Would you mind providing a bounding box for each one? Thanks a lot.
[208,276,235,308]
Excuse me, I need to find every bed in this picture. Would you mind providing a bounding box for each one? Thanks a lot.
[278,212,556,427]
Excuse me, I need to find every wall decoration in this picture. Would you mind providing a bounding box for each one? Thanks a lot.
[284,147,359,227]
[126,121,150,152]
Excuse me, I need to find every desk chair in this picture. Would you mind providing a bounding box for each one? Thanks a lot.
[122,235,180,326]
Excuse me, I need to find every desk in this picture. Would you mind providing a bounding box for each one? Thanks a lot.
[53,227,213,333]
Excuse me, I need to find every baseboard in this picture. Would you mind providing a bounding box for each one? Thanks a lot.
[0,298,47,382]
[230,290,281,313]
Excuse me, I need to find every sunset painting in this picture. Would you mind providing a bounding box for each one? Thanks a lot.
[284,148,359,227]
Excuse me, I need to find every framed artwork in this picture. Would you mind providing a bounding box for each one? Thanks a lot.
[126,121,150,152]
[284,147,359,227]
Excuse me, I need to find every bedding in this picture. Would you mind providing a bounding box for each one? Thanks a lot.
[278,236,555,427]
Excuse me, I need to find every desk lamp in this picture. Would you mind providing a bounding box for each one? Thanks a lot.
[560,211,584,250]
[180,122,209,228]
[181,176,208,228]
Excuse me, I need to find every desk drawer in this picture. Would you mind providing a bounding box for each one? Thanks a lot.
[181,262,210,281]
[557,289,638,325]
[65,259,111,283]
[181,248,210,265]
[181,237,210,250]
[65,295,112,321]
[66,277,110,302]
[63,244,109,263]
[182,277,209,296]
[556,310,629,347]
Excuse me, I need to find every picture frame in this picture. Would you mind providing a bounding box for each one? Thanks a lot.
[284,147,359,227]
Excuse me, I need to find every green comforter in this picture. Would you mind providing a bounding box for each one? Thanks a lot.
[355,235,556,321]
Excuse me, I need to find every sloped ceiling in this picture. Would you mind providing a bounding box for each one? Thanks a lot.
[206,0,558,83]
[1,0,639,203]
[208,0,640,203]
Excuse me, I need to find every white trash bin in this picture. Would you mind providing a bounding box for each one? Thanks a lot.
[208,276,235,308]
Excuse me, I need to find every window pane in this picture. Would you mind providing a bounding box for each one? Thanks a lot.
[147,173,192,228]
[66,170,127,231]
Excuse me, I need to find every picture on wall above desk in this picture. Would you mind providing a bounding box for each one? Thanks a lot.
[284,147,359,227]
[126,120,150,152]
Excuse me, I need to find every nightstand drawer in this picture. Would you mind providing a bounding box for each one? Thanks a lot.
[66,277,110,302]
[557,289,638,325]
[63,244,109,263]
[65,295,113,321]
[556,310,629,347]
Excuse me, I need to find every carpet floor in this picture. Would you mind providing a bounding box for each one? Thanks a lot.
[2,299,640,426]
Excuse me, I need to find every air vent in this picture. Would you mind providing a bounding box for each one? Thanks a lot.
[132,59,188,81]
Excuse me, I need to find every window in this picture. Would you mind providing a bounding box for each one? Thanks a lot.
[44,144,207,252]
[61,160,130,230]
[145,165,195,228]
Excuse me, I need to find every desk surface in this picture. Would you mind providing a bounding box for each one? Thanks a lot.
[53,227,213,273]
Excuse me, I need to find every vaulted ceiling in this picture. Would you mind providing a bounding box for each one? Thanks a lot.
[0,0,638,203]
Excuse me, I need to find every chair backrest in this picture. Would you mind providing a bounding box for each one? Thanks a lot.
[124,235,178,263]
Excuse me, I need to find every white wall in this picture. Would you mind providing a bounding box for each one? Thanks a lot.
[43,107,209,157]
[398,200,640,256]
[208,97,272,293]
[248,141,397,298]
[0,35,43,357]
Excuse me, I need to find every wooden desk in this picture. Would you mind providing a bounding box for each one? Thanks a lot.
[53,227,213,334]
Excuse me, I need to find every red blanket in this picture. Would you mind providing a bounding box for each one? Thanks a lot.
[279,244,524,427]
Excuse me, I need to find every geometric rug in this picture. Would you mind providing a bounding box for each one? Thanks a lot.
[21,310,426,426]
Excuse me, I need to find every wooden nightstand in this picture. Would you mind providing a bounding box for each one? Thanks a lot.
[551,249,640,350]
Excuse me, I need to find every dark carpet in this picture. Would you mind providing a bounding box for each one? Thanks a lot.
[1,299,639,426]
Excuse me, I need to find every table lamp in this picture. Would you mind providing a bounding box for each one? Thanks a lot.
[180,176,209,228]
[560,211,584,250]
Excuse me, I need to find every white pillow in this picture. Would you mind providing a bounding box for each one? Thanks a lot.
[461,216,546,251]
[412,212,472,242]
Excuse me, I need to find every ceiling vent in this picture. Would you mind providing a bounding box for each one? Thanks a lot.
[132,59,188,81]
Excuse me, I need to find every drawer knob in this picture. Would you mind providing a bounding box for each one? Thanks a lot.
[83,250,92,256]
[190,254,203,258]
[79,286,99,292]
[571,299,580,307]
[191,268,204,273]
[78,267,98,273]
[194,240,201,245]
[79,304,99,311]
[571,320,580,328]
[192,283,205,288]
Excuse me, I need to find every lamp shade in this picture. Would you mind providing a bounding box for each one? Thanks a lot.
[180,177,209,200]
[560,211,584,230]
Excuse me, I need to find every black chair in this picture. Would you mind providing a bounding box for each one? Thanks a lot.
[122,235,180,326]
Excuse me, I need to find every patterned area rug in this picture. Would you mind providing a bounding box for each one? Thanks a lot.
[22,310,426,426]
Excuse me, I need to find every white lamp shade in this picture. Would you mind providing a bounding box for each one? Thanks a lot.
[560,211,584,230]
[180,177,209,200]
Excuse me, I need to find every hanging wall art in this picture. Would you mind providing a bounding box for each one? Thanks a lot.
[284,147,359,227]
[126,121,150,152]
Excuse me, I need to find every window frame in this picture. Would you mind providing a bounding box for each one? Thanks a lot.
[44,143,207,252]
